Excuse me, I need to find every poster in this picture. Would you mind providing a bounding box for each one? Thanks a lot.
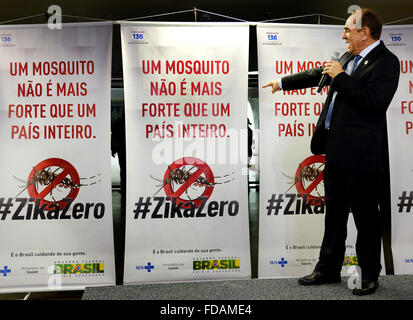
[121,22,251,284]
[0,22,115,292]
[382,25,413,275]
[256,23,385,279]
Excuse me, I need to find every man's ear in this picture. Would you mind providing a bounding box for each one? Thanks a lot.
[361,26,371,41]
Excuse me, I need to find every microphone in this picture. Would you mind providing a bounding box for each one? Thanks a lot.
[317,51,340,93]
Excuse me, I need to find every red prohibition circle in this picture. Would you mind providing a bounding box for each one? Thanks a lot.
[27,158,80,209]
[295,155,325,203]
[163,157,215,208]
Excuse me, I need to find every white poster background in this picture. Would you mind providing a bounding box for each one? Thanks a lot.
[257,23,385,279]
[382,25,413,275]
[121,22,251,283]
[0,22,115,292]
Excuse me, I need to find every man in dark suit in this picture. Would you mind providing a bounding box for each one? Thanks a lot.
[263,8,400,295]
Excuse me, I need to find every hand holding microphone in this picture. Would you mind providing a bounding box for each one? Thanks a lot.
[263,51,344,94]
[317,52,343,92]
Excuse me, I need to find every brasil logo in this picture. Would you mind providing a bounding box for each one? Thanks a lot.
[193,259,240,271]
[343,256,358,266]
[54,263,104,274]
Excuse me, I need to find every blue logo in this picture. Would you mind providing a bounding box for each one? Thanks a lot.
[132,33,144,40]
[1,36,11,43]
[136,262,155,272]
[269,258,288,268]
[267,34,278,41]
[0,266,11,276]
[144,262,154,272]
[278,258,288,267]
[405,259,413,263]
[391,36,402,42]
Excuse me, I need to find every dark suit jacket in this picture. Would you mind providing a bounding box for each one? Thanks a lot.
[281,41,400,172]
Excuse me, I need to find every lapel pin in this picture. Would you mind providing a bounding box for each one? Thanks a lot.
[364,60,368,65]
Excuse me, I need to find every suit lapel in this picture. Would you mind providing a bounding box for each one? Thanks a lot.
[317,52,352,127]
[325,42,384,105]
[339,52,354,69]
[316,42,385,130]
[327,51,352,101]
[352,41,385,75]
[321,53,352,117]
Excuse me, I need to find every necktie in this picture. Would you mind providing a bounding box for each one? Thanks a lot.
[324,55,362,129]
[349,54,362,74]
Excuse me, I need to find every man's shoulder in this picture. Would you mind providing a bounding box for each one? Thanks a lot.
[378,41,399,62]
[364,41,400,70]
[384,46,400,62]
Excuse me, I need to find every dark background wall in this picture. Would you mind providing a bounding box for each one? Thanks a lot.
[2,0,413,77]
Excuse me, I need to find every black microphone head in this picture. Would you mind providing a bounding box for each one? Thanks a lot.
[331,51,340,61]
[317,51,341,93]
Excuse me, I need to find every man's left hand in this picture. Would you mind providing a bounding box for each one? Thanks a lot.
[322,60,344,79]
